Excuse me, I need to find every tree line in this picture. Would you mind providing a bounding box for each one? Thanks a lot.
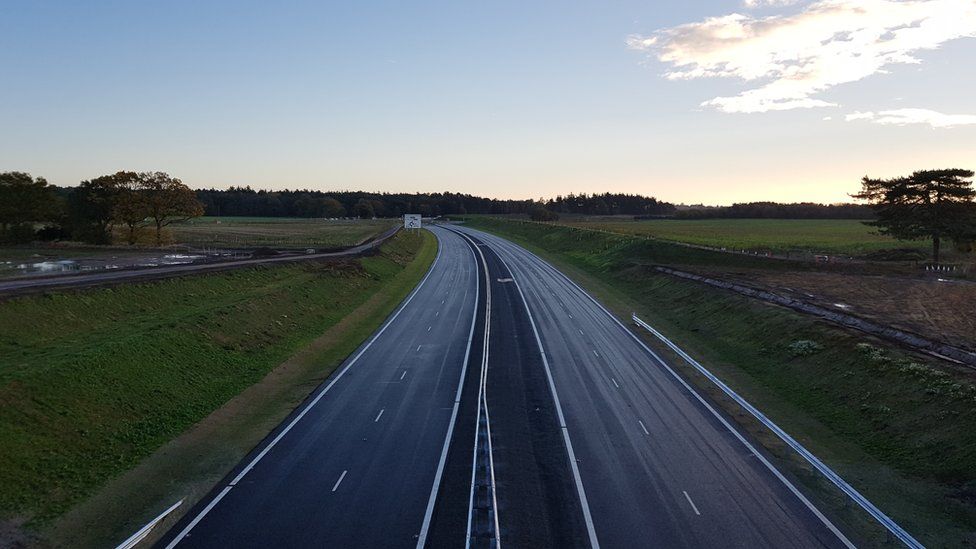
[0,171,202,245]
[4,168,973,261]
[193,189,679,223]
[673,201,873,219]
[542,193,677,217]
[194,187,538,219]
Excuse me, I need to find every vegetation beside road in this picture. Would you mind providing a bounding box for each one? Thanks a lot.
[0,229,435,543]
[465,216,976,547]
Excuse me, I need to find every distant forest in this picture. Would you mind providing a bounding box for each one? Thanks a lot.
[195,187,536,218]
[195,188,683,218]
[193,188,869,220]
[675,202,874,220]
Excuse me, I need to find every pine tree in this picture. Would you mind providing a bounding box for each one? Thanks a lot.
[854,169,976,263]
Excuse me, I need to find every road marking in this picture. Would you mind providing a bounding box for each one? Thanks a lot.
[593,350,599,357]
[484,237,601,549]
[332,470,348,492]
[400,371,407,380]
[485,235,857,549]
[638,419,650,435]
[417,230,481,549]
[417,344,422,352]
[568,314,573,319]
[435,311,439,316]
[163,487,231,549]
[611,377,619,388]
[374,409,385,422]
[165,230,446,548]
[683,491,701,516]
[579,329,584,335]
[427,325,431,332]
[453,230,501,549]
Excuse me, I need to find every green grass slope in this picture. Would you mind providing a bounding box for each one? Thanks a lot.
[0,230,433,527]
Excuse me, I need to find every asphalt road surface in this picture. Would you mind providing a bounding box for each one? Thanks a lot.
[156,226,481,548]
[451,225,852,549]
[156,224,855,548]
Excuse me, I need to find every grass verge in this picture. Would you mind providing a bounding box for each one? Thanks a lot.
[0,229,436,547]
[464,216,976,547]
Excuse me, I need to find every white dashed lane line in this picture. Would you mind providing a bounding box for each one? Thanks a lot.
[332,470,348,492]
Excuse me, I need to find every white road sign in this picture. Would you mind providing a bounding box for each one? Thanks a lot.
[404,214,422,229]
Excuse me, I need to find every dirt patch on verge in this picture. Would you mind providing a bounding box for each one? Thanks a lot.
[704,268,976,353]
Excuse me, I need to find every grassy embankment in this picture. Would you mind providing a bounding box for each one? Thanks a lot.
[465,216,976,547]
[556,218,931,257]
[0,229,436,547]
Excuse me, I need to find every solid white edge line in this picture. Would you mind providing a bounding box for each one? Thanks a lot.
[682,491,701,516]
[166,228,444,548]
[163,488,231,549]
[332,470,348,492]
[633,315,913,549]
[479,232,859,549]
[416,230,480,548]
[454,230,499,549]
[478,236,601,549]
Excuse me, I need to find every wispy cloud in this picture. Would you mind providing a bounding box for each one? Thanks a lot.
[627,0,976,114]
[847,108,976,127]
[743,0,801,8]
[845,111,877,121]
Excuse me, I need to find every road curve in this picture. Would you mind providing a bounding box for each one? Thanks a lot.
[0,226,400,297]
[453,225,853,549]
[155,226,481,548]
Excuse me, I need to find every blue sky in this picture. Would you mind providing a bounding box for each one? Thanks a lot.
[2,0,974,204]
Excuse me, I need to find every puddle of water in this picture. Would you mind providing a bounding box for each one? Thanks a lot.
[18,260,81,274]
[1,247,259,278]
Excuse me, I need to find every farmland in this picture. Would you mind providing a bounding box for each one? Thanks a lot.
[168,217,397,249]
[556,218,929,257]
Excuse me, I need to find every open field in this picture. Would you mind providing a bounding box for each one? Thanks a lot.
[554,218,930,257]
[0,230,434,541]
[168,217,397,249]
[464,216,976,547]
